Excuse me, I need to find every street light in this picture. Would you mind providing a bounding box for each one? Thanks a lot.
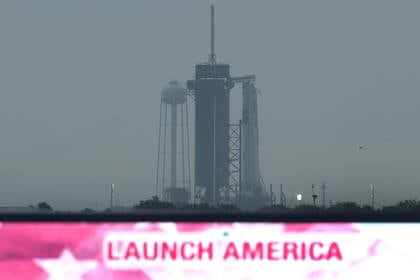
[296,193,303,206]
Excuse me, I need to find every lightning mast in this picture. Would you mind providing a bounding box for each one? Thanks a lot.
[110,183,115,209]
[370,184,375,209]
[209,5,216,65]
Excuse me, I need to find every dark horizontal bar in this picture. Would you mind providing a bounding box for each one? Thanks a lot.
[1,212,420,223]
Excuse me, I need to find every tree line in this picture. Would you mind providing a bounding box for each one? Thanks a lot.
[31,197,420,213]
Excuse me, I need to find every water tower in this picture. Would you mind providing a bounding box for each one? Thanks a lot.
[155,80,191,204]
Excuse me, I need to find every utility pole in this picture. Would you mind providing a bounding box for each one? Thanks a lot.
[280,184,286,207]
[311,184,318,207]
[270,184,273,206]
[370,184,375,209]
[280,184,283,207]
[110,183,115,209]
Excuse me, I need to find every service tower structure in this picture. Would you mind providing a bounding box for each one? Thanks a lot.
[188,5,232,206]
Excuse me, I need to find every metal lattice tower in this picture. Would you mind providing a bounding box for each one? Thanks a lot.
[218,123,241,204]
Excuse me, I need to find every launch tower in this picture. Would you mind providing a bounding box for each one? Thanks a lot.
[154,5,269,209]
[188,6,232,205]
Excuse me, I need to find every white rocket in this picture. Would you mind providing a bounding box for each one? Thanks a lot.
[241,80,267,203]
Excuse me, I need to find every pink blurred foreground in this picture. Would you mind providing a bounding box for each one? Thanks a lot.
[0,222,416,279]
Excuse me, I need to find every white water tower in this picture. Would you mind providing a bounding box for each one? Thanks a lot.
[155,80,191,204]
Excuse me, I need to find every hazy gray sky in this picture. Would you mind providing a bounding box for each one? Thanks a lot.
[0,1,419,210]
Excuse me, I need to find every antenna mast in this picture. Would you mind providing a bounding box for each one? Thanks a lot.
[209,5,216,64]
[280,184,286,207]
[370,184,375,208]
[110,183,115,209]
[311,184,318,207]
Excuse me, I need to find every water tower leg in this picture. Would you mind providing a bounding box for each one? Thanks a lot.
[171,103,177,189]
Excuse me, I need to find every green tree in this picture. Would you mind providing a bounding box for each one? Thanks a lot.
[134,196,175,210]
[328,202,361,212]
[38,202,53,211]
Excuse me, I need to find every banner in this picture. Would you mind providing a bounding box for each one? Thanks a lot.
[0,222,415,279]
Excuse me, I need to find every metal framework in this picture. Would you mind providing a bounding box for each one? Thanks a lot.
[188,88,206,205]
[193,185,205,205]
[155,82,191,205]
[218,122,241,204]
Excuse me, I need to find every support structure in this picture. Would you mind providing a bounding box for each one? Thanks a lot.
[209,5,216,65]
[270,184,274,206]
[234,75,268,209]
[155,80,191,205]
[186,6,267,209]
[218,123,241,204]
[370,184,375,209]
[280,184,286,207]
[321,183,326,208]
[311,184,318,207]
[110,183,115,209]
[189,5,231,206]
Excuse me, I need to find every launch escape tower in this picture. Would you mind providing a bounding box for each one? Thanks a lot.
[155,5,267,209]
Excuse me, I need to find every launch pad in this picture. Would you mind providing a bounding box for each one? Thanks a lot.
[157,5,268,209]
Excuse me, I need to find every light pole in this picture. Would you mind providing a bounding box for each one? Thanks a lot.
[311,184,318,207]
[296,193,303,206]
[370,184,375,209]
